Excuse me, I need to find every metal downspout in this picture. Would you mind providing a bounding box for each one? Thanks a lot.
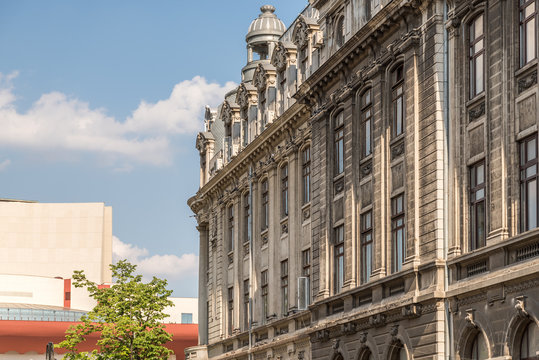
[442,1,453,360]
[248,165,254,360]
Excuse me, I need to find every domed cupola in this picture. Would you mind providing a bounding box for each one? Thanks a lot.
[246,5,286,46]
[243,5,285,82]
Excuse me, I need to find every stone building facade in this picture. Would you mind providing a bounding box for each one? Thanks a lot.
[188,1,539,360]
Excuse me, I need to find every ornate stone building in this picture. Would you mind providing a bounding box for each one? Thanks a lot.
[188,2,539,360]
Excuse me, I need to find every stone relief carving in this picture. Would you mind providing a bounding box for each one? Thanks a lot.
[515,296,529,318]
[294,18,309,48]
[468,102,485,120]
[272,44,288,71]
[253,65,267,92]
[465,309,477,328]
[518,70,537,93]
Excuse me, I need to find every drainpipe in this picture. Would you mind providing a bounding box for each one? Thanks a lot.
[442,1,453,360]
[248,165,254,360]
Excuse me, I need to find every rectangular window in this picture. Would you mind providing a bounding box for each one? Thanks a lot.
[392,66,404,137]
[261,270,268,322]
[227,287,234,335]
[360,210,373,284]
[334,112,345,175]
[334,225,345,294]
[261,180,269,231]
[279,74,286,114]
[302,249,311,305]
[244,192,250,244]
[391,194,406,273]
[470,162,486,250]
[520,135,538,232]
[520,0,537,67]
[302,147,311,204]
[281,165,289,218]
[361,89,373,157]
[181,313,193,324]
[228,205,234,252]
[281,260,288,315]
[243,279,249,330]
[470,14,485,98]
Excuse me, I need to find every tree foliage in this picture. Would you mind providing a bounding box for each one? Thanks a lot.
[57,260,174,360]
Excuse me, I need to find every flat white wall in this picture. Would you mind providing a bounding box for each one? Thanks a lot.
[0,201,112,284]
[0,275,63,307]
[165,297,198,324]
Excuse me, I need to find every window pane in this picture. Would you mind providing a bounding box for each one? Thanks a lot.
[527,179,537,229]
[477,164,484,184]
[474,15,484,37]
[527,137,536,161]
[475,54,484,94]
[477,201,486,247]
[365,118,371,155]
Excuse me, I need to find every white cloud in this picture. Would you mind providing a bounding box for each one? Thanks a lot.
[0,159,11,171]
[0,72,235,167]
[112,236,198,281]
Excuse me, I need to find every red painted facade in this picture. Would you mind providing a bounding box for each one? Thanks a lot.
[0,321,198,359]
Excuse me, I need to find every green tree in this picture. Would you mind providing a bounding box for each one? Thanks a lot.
[57,260,174,360]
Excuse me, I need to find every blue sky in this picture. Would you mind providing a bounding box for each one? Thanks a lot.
[0,1,307,297]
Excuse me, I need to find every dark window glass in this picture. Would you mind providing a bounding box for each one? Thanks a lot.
[261,270,268,322]
[520,135,538,232]
[302,248,311,305]
[261,180,269,231]
[335,112,345,175]
[519,322,538,360]
[281,260,288,315]
[360,211,373,283]
[392,66,404,137]
[243,279,249,330]
[227,287,234,335]
[244,192,250,244]
[520,0,537,67]
[334,225,345,293]
[228,205,234,252]
[470,162,486,250]
[470,15,485,98]
[281,165,289,217]
[302,147,311,204]
[471,333,488,360]
[391,194,406,272]
[361,89,373,157]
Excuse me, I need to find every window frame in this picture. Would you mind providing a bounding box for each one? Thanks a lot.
[520,134,538,232]
[470,161,486,250]
[360,210,373,284]
[227,286,234,335]
[243,192,250,244]
[301,248,311,305]
[360,88,373,158]
[391,194,406,273]
[334,225,345,294]
[228,204,235,253]
[334,111,345,176]
[261,179,269,231]
[280,259,289,315]
[520,0,537,67]
[281,164,289,218]
[469,14,485,99]
[302,146,311,204]
[261,270,269,322]
[243,279,249,331]
[392,65,405,138]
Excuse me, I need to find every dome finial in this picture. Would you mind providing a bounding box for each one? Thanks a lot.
[260,5,275,14]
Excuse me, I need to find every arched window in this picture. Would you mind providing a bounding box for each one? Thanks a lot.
[359,347,374,360]
[390,341,407,360]
[519,322,538,360]
[470,332,488,360]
